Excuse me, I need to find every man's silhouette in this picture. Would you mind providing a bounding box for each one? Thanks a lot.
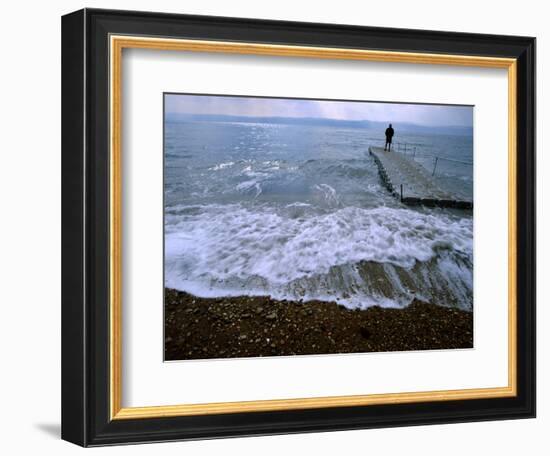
[384,124,394,151]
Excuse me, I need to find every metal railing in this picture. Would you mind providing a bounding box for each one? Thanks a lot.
[394,142,472,177]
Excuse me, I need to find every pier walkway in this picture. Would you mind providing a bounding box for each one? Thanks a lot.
[369,146,473,209]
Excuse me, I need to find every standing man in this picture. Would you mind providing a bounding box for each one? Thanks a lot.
[384,123,394,151]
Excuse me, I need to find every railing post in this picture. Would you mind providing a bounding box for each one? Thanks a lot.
[400,184,403,202]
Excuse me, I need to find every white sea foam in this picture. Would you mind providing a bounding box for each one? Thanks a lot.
[235,180,263,198]
[208,161,235,171]
[314,184,339,206]
[286,202,312,208]
[164,204,473,309]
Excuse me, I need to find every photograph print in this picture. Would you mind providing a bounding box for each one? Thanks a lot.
[164,94,474,361]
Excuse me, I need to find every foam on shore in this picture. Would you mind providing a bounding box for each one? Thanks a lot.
[165,203,473,310]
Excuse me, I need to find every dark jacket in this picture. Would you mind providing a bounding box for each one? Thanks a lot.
[385,127,395,139]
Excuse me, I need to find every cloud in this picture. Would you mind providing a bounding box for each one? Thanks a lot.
[165,94,473,127]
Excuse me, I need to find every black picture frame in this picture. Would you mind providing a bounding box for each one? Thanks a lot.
[62,8,535,447]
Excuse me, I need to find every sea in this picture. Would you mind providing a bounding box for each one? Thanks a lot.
[164,120,474,311]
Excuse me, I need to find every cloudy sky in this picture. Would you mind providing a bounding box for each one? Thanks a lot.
[165,94,473,127]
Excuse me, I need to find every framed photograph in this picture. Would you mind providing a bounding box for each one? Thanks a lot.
[61,8,535,446]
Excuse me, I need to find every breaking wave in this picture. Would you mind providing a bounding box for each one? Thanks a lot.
[164,204,473,310]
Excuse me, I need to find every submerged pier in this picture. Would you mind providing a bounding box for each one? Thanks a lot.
[369,146,473,209]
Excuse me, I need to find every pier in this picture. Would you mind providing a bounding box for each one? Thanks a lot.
[369,146,473,209]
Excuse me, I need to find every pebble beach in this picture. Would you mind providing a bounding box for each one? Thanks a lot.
[165,288,473,360]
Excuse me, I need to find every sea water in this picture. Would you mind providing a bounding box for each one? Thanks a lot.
[164,121,473,310]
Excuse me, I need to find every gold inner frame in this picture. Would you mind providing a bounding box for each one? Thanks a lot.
[109,35,518,420]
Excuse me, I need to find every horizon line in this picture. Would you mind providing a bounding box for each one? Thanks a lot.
[164,111,474,129]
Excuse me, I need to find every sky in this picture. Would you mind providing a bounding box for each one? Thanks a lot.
[165,94,473,127]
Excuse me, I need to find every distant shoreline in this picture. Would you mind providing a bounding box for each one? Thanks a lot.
[164,288,473,361]
[165,113,474,136]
